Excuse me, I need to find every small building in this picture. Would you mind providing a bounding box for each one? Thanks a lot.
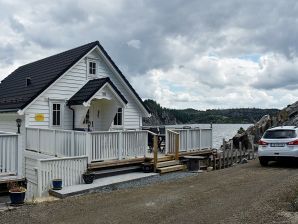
[0,41,212,200]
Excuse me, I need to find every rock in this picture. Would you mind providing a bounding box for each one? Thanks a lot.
[240,158,248,164]
[207,167,213,172]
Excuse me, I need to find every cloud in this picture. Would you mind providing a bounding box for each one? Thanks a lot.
[1,0,298,109]
[127,39,141,49]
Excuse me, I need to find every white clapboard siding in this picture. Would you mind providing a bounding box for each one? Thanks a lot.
[25,48,146,130]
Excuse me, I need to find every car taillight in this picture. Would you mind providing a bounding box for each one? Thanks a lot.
[287,140,298,145]
[258,140,268,146]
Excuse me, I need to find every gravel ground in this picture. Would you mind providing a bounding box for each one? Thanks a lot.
[1,160,298,224]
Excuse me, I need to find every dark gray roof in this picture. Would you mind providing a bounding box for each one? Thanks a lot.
[0,41,150,114]
[67,77,127,105]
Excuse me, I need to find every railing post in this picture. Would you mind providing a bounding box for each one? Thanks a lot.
[153,135,158,172]
[118,131,123,160]
[17,134,23,176]
[71,131,75,157]
[186,129,190,151]
[199,129,202,150]
[85,132,92,163]
[36,160,42,197]
[175,133,179,160]
[53,130,57,156]
[222,138,226,168]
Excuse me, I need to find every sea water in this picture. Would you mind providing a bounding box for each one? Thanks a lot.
[165,123,252,149]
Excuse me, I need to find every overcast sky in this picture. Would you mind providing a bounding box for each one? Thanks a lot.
[1,0,298,110]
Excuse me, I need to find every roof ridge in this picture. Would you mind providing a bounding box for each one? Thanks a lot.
[17,41,99,69]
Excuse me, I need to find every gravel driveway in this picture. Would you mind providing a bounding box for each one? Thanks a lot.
[1,160,298,224]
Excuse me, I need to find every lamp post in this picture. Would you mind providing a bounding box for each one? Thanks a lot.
[16,118,22,134]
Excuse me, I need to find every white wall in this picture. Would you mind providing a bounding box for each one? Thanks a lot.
[23,47,146,130]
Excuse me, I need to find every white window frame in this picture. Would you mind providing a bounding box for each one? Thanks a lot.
[50,100,64,128]
[88,60,97,76]
[112,108,124,128]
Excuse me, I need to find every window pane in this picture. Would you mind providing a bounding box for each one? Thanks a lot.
[114,114,118,125]
[118,113,122,125]
[57,104,60,110]
[57,111,60,125]
[53,111,57,125]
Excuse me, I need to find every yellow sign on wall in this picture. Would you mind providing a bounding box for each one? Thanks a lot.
[35,114,45,122]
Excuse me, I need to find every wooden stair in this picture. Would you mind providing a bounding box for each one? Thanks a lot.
[157,164,186,174]
[156,160,186,174]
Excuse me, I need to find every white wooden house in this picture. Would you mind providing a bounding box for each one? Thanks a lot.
[0,41,212,200]
[0,41,150,132]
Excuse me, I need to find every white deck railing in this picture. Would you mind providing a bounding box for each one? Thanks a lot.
[26,128,148,163]
[0,132,22,175]
[166,128,212,153]
[26,128,87,157]
[89,130,148,161]
[34,156,87,197]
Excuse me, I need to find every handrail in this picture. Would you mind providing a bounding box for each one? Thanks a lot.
[167,129,179,135]
[39,155,88,162]
[147,130,158,136]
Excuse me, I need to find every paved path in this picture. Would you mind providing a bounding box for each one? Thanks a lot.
[1,160,298,224]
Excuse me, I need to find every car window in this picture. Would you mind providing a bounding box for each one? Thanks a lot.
[263,130,296,139]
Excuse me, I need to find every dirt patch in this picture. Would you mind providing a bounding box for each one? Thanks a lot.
[1,160,298,224]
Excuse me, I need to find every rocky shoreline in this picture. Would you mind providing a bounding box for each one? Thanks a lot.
[227,101,298,150]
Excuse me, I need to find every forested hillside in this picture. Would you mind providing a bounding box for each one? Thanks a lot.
[143,99,279,125]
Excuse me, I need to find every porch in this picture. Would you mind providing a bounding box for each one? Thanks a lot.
[0,126,213,199]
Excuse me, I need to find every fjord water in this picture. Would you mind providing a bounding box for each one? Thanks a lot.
[166,123,252,149]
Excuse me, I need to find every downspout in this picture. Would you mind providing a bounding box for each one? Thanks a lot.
[68,105,75,130]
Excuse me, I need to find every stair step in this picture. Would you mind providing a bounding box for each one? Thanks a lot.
[156,155,175,163]
[91,166,142,179]
[157,165,186,174]
[156,160,180,168]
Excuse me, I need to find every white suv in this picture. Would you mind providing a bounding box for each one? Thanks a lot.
[258,126,298,166]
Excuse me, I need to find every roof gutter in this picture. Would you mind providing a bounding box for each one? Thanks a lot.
[0,109,19,113]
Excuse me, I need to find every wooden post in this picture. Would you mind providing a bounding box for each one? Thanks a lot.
[230,142,233,166]
[223,138,226,168]
[239,142,242,162]
[153,135,158,172]
[175,133,179,160]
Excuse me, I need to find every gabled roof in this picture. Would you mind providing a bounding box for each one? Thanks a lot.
[0,41,150,114]
[67,77,127,106]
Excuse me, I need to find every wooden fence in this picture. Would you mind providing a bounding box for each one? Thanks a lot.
[26,128,148,163]
[35,156,87,197]
[213,139,256,170]
[0,132,22,175]
[165,128,212,153]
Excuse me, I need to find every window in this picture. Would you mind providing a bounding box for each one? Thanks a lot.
[113,108,123,126]
[52,103,61,126]
[263,130,296,139]
[89,61,96,75]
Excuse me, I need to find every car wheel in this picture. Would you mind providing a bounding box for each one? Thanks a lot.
[259,157,268,166]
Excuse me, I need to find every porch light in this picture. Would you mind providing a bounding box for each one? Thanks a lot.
[16,118,22,134]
